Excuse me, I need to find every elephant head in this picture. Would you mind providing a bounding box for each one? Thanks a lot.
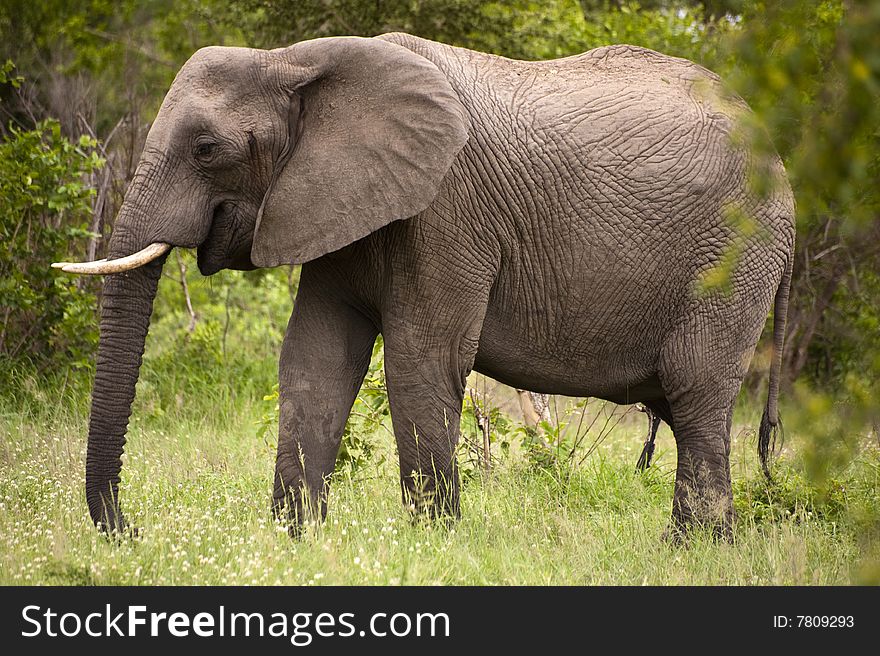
[55,37,469,532]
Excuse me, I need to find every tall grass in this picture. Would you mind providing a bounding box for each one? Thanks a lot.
[1,362,876,585]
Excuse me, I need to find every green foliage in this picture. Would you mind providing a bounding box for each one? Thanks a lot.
[823,271,880,380]
[788,375,879,490]
[0,118,103,374]
[459,388,518,478]
[340,337,390,477]
[135,256,292,425]
[724,1,879,226]
[573,1,733,64]
[255,382,279,444]
[0,0,247,134]
[231,0,731,63]
[525,400,637,478]
[0,59,23,88]
[734,468,848,525]
[3,400,877,584]
[232,0,533,54]
[723,1,880,385]
[145,319,224,412]
[718,1,880,574]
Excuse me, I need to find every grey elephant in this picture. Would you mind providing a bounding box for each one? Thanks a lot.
[56,33,794,539]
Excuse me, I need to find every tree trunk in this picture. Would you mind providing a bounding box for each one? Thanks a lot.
[784,261,847,382]
[516,389,550,426]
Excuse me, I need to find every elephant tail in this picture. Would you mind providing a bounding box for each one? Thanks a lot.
[758,253,793,482]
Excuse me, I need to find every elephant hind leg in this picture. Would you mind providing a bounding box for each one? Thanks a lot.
[664,384,740,540]
[658,324,749,540]
[645,397,674,430]
[635,399,669,472]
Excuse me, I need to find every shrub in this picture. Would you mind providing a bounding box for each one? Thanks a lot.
[0,110,103,374]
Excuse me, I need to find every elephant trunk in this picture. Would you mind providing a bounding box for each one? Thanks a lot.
[85,224,168,531]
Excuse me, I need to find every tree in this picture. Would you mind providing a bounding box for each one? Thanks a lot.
[722,1,880,388]
[0,116,103,369]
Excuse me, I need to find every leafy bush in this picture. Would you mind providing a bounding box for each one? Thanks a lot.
[459,389,518,478]
[340,337,390,476]
[734,469,848,525]
[0,110,103,374]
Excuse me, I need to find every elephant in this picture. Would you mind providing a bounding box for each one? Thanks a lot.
[635,404,663,472]
[55,32,795,539]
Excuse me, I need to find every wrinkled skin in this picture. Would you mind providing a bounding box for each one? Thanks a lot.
[84,33,795,539]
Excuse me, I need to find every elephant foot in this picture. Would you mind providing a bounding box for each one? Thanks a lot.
[405,506,459,531]
[272,493,305,540]
[662,519,734,546]
[668,489,736,544]
[401,470,460,527]
[272,488,326,540]
[96,509,139,541]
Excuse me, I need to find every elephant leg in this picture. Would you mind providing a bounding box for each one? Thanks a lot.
[272,271,378,534]
[645,397,674,430]
[659,328,744,540]
[382,308,487,521]
[635,402,665,472]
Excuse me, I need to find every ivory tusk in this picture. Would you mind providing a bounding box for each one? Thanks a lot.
[52,242,172,275]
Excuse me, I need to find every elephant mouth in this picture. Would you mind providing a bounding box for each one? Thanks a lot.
[196,201,257,275]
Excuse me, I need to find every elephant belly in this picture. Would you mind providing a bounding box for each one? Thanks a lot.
[473,305,666,402]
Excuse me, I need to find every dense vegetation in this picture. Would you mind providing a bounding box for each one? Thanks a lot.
[1,1,877,584]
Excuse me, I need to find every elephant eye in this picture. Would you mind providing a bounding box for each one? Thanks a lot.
[193,140,217,160]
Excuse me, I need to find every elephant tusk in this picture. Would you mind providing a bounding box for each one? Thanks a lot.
[52,242,172,275]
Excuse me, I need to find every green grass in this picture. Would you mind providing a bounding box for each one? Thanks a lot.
[2,374,878,586]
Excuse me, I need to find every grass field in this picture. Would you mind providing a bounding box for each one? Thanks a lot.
[2,369,878,587]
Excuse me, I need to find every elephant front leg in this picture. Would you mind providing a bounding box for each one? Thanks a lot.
[383,319,485,522]
[272,276,377,535]
[386,368,463,520]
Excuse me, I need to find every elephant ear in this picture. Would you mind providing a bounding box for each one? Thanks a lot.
[252,37,469,267]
